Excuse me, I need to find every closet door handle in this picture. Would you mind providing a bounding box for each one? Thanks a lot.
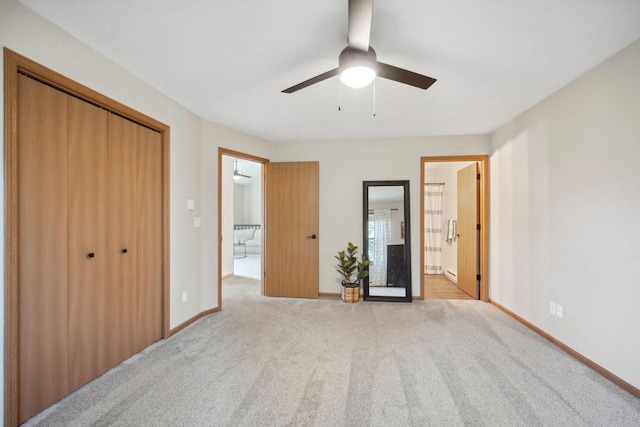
[87,252,95,259]
[121,248,128,254]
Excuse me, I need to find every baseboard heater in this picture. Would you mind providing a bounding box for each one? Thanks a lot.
[444,269,457,284]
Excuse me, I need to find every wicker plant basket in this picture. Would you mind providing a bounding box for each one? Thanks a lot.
[341,285,360,303]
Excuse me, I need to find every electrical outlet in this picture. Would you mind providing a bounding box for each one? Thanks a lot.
[556,304,563,319]
[187,199,195,211]
[550,301,556,315]
[194,217,201,228]
[182,290,188,303]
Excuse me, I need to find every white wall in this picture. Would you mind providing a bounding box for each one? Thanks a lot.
[0,1,272,419]
[233,184,244,223]
[242,179,262,224]
[271,135,490,295]
[233,179,262,225]
[490,38,640,389]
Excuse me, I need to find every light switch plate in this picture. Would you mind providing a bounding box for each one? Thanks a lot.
[194,217,201,228]
[187,199,196,211]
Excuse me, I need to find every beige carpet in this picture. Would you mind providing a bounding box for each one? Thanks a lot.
[24,276,640,426]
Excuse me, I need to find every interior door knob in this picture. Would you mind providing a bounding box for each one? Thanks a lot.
[87,252,95,259]
[306,234,317,239]
[121,248,128,254]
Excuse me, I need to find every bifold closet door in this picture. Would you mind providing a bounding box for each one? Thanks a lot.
[17,75,71,421]
[137,126,163,350]
[107,113,139,366]
[68,97,109,391]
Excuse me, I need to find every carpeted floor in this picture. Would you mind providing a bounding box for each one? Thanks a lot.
[24,276,640,426]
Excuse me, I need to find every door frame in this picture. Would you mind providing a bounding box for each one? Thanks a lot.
[4,49,171,426]
[217,148,269,308]
[419,155,490,302]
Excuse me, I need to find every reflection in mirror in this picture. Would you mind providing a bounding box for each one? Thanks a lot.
[363,181,411,302]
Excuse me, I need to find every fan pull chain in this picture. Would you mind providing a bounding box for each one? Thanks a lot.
[338,82,342,111]
[373,79,376,117]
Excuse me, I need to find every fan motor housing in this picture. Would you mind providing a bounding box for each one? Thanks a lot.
[339,46,377,73]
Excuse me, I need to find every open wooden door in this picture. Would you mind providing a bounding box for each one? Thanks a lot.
[457,163,479,299]
[264,162,319,298]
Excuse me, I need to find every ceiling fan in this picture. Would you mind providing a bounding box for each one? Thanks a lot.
[282,0,437,94]
[233,161,251,179]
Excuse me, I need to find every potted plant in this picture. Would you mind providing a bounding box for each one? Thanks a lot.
[335,242,370,303]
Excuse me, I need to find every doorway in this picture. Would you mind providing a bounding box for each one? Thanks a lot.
[218,148,269,308]
[419,156,489,301]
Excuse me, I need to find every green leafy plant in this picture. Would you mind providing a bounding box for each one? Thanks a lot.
[335,242,371,288]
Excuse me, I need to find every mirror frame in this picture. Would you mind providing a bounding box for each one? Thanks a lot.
[362,180,412,302]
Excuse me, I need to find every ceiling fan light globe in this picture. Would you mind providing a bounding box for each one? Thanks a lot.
[340,66,376,88]
[338,46,378,89]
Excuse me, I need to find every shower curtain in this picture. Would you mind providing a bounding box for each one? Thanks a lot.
[370,209,391,286]
[424,184,444,274]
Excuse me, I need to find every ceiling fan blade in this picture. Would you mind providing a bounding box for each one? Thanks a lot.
[281,68,339,93]
[233,160,252,179]
[377,62,437,90]
[348,0,374,51]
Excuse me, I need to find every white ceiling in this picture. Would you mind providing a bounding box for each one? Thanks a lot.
[20,0,640,142]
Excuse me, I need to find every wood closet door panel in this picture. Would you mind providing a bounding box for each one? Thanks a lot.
[68,97,109,391]
[17,75,71,422]
[137,126,163,350]
[107,113,139,366]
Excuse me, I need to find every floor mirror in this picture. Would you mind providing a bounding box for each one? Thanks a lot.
[362,180,412,302]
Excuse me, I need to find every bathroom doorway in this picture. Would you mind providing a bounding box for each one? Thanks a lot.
[420,156,489,301]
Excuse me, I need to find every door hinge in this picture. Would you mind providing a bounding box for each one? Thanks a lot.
[477,224,481,231]
[477,173,481,180]
[476,274,481,281]
[264,271,266,278]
